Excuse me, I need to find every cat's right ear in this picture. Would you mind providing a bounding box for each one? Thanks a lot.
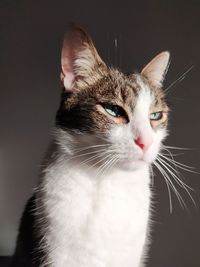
[60,25,106,91]
[141,51,170,88]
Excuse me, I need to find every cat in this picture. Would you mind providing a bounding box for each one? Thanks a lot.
[12,25,170,267]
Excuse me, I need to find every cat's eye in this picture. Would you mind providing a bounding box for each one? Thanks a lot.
[103,104,124,118]
[150,111,163,121]
[98,103,129,124]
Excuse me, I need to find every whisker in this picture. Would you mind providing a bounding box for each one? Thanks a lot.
[155,160,187,210]
[157,157,196,207]
[159,153,197,173]
[86,153,114,172]
[165,65,194,93]
[79,151,111,166]
[163,145,196,151]
[161,147,198,173]
[157,157,193,190]
[95,155,118,180]
[67,148,113,162]
[153,161,173,213]
[161,153,183,157]
[73,144,110,153]
[161,150,184,157]
[95,157,114,177]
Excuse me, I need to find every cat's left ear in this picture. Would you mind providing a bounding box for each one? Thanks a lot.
[141,51,170,87]
[60,25,106,91]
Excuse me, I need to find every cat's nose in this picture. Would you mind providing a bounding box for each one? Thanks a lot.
[135,138,144,150]
[134,137,153,150]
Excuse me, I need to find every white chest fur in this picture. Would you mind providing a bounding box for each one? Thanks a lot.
[39,158,151,267]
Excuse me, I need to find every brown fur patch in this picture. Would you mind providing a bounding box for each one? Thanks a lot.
[56,66,169,133]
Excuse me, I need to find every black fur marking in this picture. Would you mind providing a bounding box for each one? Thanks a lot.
[11,195,43,267]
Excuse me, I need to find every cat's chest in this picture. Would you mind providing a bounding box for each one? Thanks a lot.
[87,170,150,230]
[42,163,151,266]
[44,163,150,236]
[84,173,150,251]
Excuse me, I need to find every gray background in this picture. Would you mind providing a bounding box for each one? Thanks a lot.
[0,0,200,266]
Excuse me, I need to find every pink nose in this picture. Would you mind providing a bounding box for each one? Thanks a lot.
[135,138,145,150]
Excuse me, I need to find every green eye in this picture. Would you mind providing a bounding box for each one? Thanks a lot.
[150,111,163,121]
[104,105,122,117]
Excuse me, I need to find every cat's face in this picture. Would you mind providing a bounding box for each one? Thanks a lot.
[56,26,170,169]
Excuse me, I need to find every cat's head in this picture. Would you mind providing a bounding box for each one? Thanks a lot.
[56,25,170,170]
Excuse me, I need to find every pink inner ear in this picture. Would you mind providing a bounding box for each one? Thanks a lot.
[60,27,105,91]
[61,51,75,90]
[60,34,76,90]
[60,70,65,82]
[60,71,75,90]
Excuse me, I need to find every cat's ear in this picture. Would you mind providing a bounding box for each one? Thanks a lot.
[141,51,170,87]
[60,25,106,91]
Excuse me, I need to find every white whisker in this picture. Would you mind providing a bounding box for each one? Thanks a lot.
[73,144,110,153]
[86,153,114,172]
[157,157,192,190]
[163,145,195,151]
[67,148,112,162]
[165,65,194,93]
[157,156,196,207]
[153,161,173,213]
[95,155,118,180]
[79,151,110,166]
[155,159,187,210]
[159,153,197,172]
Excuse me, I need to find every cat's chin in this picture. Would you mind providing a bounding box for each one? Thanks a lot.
[118,158,150,171]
